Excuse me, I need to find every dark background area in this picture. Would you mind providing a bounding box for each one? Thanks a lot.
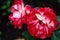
[0,0,60,40]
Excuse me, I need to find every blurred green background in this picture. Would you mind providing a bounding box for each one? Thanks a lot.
[0,0,60,40]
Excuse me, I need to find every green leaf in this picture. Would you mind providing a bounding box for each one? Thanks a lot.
[52,30,60,40]
[1,5,7,9]
[57,16,60,22]
[22,31,37,40]
[57,16,60,29]
[51,16,60,40]
[7,8,10,13]
[55,30,60,39]
[6,1,10,6]
[58,0,60,4]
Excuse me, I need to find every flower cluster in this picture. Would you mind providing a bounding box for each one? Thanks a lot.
[8,0,58,39]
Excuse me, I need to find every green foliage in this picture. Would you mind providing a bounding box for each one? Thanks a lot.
[6,1,10,6]
[57,16,60,29]
[1,5,7,10]
[22,31,37,40]
[1,0,11,16]
[51,16,60,40]
[51,30,60,40]
[1,0,10,10]
[58,0,60,4]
